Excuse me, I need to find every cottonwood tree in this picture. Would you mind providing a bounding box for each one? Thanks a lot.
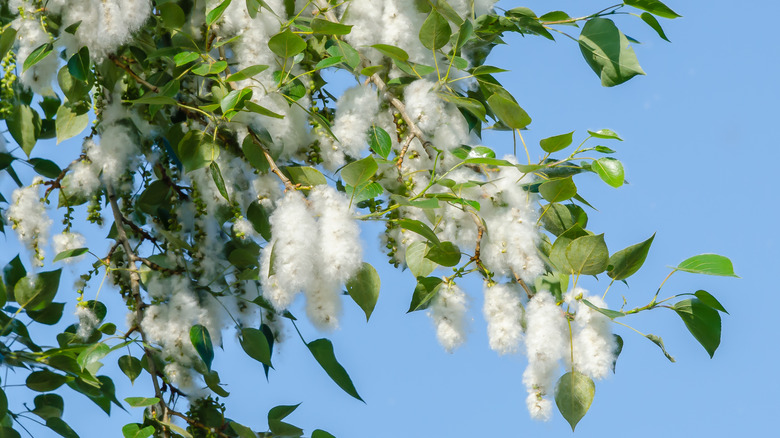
[0,0,736,436]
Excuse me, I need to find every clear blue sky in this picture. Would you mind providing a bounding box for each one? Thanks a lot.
[2,1,776,437]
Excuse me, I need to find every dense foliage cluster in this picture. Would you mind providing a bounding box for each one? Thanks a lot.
[0,0,736,436]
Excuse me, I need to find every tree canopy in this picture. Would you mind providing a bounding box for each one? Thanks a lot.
[0,1,737,437]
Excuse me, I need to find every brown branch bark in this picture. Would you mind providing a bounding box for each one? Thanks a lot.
[105,182,170,435]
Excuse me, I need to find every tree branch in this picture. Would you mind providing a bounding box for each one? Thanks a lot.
[108,55,160,94]
[105,182,170,434]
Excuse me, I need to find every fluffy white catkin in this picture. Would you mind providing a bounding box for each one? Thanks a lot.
[523,292,570,421]
[570,290,617,380]
[429,282,469,352]
[482,282,525,355]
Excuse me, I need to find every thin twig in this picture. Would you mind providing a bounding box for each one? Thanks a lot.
[105,182,170,435]
[109,55,160,93]
[247,129,295,191]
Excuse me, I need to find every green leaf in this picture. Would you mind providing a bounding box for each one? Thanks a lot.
[341,156,378,187]
[7,104,42,157]
[129,94,178,106]
[191,60,228,76]
[244,101,285,119]
[438,93,486,121]
[676,254,738,277]
[220,88,253,117]
[52,248,89,263]
[122,424,155,438]
[307,338,363,401]
[27,301,65,325]
[405,241,437,278]
[0,27,17,61]
[368,125,392,159]
[26,370,71,392]
[539,177,577,202]
[370,44,409,62]
[226,64,269,82]
[646,334,675,362]
[67,47,91,82]
[284,166,327,186]
[206,0,233,26]
[177,131,220,173]
[30,158,62,179]
[640,12,670,42]
[672,298,721,358]
[360,65,385,76]
[15,270,61,311]
[229,421,256,438]
[579,18,645,87]
[77,342,111,375]
[190,324,214,371]
[267,404,303,437]
[240,327,273,367]
[587,129,623,141]
[311,18,353,35]
[555,371,595,431]
[549,225,589,273]
[396,219,441,246]
[63,21,82,34]
[408,276,442,312]
[58,66,91,103]
[22,43,53,73]
[565,233,609,275]
[540,131,574,153]
[424,241,461,267]
[174,52,199,66]
[607,233,655,280]
[345,263,381,322]
[311,430,336,438]
[454,18,473,50]
[32,394,64,419]
[463,157,513,167]
[268,28,307,58]
[486,93,531,129]
[541,203,587,237]
[247,201,272,241]
[327,41,360,70]
[45,417,79,438]
[159,2,186,29]
[694,290,728,314]
[592,157,624,187]
[158,420,192,438]
[0,389,6,421]
[419,10,451,50]
[210,162,230,203]
[624,0,681,18]
[581,299,626,319]
[118,355,142,384]
[55,105,89,144]
[124,397,159,408]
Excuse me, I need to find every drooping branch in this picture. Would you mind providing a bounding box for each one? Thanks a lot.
[104,182,170,435]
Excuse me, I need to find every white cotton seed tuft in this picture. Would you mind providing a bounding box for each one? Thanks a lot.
[261,191,319,310]
[309,185,363,284]
[75,305,99,341]
[429,282,469,352]
[570,290,616,380]
[522,292,570,421]
[55,0,152,61]
[322,85,380,169]
[481,158,545,284]
[482,282,525,355]
[5,179,52,265]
